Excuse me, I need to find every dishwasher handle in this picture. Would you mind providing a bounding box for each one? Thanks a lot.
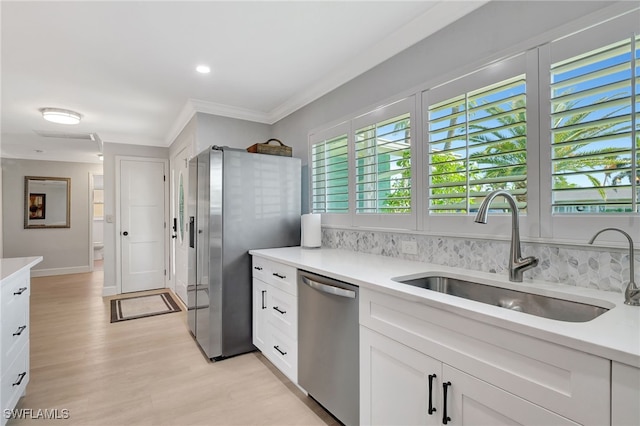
[301,276,356,299]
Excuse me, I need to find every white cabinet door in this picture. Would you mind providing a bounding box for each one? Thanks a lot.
[252,278,269,353]
[444,365,579,426]
[360,327,441,426]
[612,362,640,426]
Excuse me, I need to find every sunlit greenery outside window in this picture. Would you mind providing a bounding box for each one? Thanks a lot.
[428,75,527,214]
[551,35,640,214]
[311,134,349,213]
[355,113,411,213]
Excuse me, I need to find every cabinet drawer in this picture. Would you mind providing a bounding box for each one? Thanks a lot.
[1,273,30,308]
[360,288,610,426]
[267,286,297,340]
[1,342,29,418]
[1,300,29,368]
[266,262,297,296]
[251,256,268,281]
[267,327,297,383]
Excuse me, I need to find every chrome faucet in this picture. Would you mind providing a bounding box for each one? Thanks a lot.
[588,228,639,306]
[474,190,539,282]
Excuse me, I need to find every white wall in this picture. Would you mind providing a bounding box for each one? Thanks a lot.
[1,158,103,275]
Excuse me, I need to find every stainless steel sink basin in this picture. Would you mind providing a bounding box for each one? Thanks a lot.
[394,275,610,322]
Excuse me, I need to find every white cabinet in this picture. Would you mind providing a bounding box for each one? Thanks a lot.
[1,263,35,426]
[360,287,610,426]
[251,256,298,382]
[612,361,640,426]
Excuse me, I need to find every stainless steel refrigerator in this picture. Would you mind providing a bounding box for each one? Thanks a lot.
[187,146,301,359]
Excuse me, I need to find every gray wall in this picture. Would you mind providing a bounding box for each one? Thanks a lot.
[2,158,103,274]
[194,112,271,153]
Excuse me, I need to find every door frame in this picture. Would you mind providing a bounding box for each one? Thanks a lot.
[169,145,191,303]
[115,156,170,295]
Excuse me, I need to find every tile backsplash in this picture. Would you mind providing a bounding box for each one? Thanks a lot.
[322,228,639,294]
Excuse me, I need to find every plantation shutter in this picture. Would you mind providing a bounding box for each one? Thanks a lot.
[311,134,349,213]
[355,113,411,214]
[428,74,527,214]
[550,36,638,214]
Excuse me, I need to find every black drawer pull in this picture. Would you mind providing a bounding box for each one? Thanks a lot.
[428,374,437,415]
[273,306,286,315]
[273,273,286,279]
[13,325,27,336]
[13,287,28,295]
[254,266,263,271]
[12,372,27,387]
[443,381,452,424]
[274,345,287,356]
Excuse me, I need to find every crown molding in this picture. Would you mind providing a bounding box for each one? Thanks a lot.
[267,0,489,124]
[164,1,490,146]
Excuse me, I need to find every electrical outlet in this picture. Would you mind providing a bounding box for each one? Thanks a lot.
[401,240,418,255]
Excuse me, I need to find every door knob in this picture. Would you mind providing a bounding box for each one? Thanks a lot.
[122,231,129,236]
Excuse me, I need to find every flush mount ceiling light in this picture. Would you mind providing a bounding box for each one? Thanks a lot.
[40,108,82,125]
[196,65,211,74]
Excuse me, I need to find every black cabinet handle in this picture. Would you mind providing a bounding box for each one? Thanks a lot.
[273,272,286,279]
[273,306,286,315]
[261,290,267,309]
[254,266,263,271]
[428,374,437,415]
[274,345,287,356]
[13,325,27,336]
[189,216,195,248]
[12,372,27,387]
[442,381,452,424]
[122,231,129,236]
[13,287,27,295]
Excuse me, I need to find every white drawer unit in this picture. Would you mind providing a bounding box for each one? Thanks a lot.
[251,255,299,383]
[1,257,40,426]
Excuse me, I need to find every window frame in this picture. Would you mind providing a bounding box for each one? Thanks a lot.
[309,121,352,227]
[538,12,640,243]
[422,53,540,238]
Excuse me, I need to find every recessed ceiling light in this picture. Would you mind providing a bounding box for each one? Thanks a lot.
[40,108,82,125]
[97,153,104,161]
[196,65,211,74]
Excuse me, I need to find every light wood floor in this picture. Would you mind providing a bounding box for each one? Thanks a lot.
[10,269,337,425]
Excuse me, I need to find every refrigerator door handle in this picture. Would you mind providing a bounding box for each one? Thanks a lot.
[301,276,356,299]
[189,216,195,248]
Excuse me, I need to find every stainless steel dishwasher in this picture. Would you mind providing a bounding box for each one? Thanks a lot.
[298,270,359,426]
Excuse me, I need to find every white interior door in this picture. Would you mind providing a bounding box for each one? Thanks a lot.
[120,158,166,293]
[171,147,189,303]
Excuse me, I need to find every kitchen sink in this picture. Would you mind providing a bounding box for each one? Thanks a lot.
[393,275,610,322]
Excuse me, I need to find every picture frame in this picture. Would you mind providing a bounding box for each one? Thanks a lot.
[28,193,46,220]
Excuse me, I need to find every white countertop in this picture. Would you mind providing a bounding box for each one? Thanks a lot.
[1,256,43,282]
[249,247,640,368]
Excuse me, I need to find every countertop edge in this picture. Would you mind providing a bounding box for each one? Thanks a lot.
[1,256,44,282]
[250,247,640,368]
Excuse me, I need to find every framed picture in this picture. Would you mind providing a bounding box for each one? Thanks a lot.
[28,193,46,220]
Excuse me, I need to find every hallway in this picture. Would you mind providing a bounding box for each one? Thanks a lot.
[10,270,334,425]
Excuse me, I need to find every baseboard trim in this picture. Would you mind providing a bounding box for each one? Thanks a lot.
[102,286,117,297]
[31,266,90,277]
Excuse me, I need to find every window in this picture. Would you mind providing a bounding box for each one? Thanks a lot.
[428,75,527,214]
[93,189,104,219]
[355,112,411,214]
[311,130,349,214]
[550,36,639,214]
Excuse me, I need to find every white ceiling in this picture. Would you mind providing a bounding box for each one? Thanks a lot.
[1,1,487,164]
